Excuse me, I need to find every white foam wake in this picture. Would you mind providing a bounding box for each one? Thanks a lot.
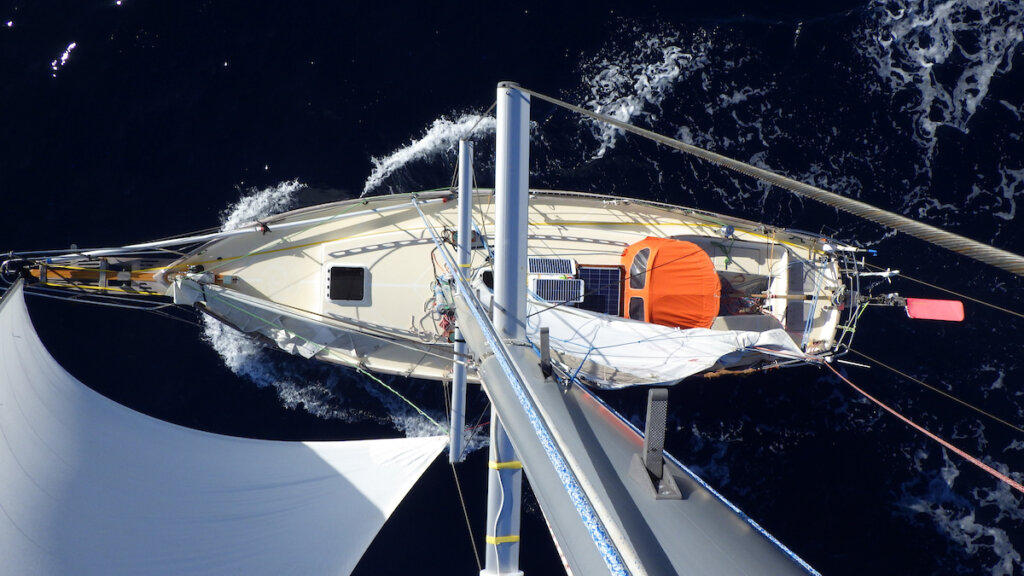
[861,0,1024,150]
[200,315,356,420]
[899,450,1024,576]
[204,181,357,421]
[581,30,711,158]
[990,166,1024,221]
[219,179,304,231]
[200,313,431,429]
[361,114,495,196]
[201,180,475,445]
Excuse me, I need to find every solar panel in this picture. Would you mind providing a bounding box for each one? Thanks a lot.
[528,257,575,275]
[531,277,585,304]
[577,266,623,317]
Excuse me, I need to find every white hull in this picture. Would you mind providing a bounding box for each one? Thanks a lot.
[155,189,856,384]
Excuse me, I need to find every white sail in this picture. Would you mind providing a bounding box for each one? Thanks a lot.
[0,281,445,576]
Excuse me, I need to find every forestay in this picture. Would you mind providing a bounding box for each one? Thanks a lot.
[0,280,445,576]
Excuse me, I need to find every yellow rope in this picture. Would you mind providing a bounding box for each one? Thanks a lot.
[202,201,373,275]
[40,281,162,296]
[42,264,102,272]
[848,348,1024,436]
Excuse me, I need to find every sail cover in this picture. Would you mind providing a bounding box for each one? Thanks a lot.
[0,281,445,576]
[526,297,804,388]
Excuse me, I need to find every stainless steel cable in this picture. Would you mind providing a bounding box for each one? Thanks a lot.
[517,86,1024,278]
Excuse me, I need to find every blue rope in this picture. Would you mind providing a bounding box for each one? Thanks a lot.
[568,346,595,385]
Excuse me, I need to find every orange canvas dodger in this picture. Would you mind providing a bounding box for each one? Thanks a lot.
[621,237,721,329]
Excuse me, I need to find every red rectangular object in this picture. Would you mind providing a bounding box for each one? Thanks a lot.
[905,298,964,321]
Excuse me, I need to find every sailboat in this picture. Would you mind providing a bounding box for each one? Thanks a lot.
[2,83,1020,575]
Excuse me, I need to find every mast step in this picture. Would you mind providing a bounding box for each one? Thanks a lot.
[631,388,683,500]
[630,453,683,500]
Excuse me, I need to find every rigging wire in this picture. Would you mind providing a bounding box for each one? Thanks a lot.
[36,280,162,296]
[441,388,492,537]
[864,262,1024,320]
[450,463,483,573]
[516,86,1024,278]
[847,348,1024,436]
[26,284,171,305]
[459,402,492,463]
[22,285,202,328]
[823,361,1024,495]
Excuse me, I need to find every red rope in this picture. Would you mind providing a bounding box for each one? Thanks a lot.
[824,362,1024,495]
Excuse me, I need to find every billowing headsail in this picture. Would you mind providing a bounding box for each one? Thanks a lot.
[0,280,445,576]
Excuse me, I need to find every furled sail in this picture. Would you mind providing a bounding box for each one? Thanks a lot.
[474,280,806,388]
[527,301,805,388]
[0,280,445,576]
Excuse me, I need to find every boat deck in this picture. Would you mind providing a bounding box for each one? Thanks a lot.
[169,190,845,380]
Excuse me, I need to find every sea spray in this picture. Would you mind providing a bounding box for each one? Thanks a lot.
[860,0,1024,149]
[219,179,304,231]
[579,29,711,158]
[199,304,458,435]
[973,165,1024,223]
[362,114,496,196]
[199,295,356,421]
[898,451,1024,576]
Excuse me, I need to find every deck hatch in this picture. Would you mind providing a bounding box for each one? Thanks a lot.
[328,266,365,301]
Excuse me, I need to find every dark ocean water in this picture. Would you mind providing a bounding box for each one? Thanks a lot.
[2,1,1023,575]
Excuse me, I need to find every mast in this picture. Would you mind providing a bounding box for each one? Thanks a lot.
[449,140,473,464]
[492,82,530,341]
[481,82,530,576]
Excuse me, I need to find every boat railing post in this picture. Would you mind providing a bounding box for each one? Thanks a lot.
[449,139,473,464]
[482,81,530,576]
